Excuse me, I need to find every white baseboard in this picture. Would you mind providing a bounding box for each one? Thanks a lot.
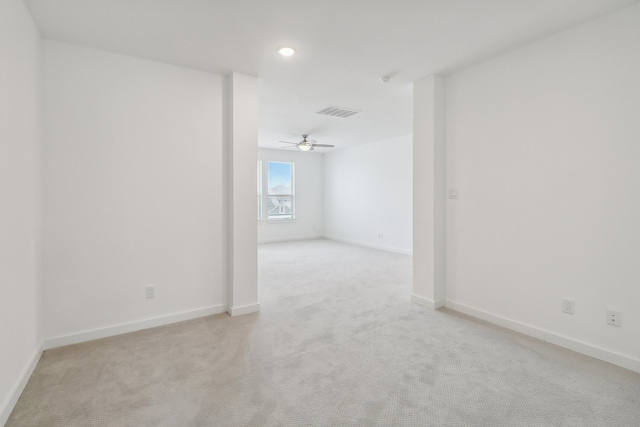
[445,299,640,374]
[44,305,227,350]
[323,235,412,255]
[0,343,43,427]
[411,293,445,309]
[227,302,260,316]
[258,235,322,244]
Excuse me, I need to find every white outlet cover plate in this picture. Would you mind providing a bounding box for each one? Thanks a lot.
[606,309,621,327]
[562,298,574,315]
[146,286,156,299]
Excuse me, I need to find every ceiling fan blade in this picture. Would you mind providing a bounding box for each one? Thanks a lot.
[279,141,298,145]
[311,144,334,147]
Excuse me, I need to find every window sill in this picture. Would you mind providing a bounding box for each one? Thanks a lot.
[258,218,297,224]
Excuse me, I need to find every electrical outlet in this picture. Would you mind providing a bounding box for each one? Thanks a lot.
[606,309,621,327]
[448,189,459,199]
[562,298,574,315]
[146,286,156,299]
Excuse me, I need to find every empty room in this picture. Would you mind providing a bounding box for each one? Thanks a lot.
[2,0,639,426]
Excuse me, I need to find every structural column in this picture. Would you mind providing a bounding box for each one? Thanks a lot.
[227,72,259,316]
[412,74,446,309]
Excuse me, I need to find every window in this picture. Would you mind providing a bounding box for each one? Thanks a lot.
[257,161,295,220]
[257,161,262,220]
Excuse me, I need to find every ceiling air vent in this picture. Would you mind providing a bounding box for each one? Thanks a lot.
[316,106,360,118]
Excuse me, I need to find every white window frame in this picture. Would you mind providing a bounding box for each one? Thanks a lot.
[257,160,263,220]
[257,160,295,221]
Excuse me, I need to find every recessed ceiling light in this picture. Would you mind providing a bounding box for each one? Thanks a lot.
[277,46,295,57]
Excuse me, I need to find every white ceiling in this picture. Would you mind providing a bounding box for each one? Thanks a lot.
[24,0,638,151]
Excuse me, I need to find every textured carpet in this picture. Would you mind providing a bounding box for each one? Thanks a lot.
[7,239,640,426]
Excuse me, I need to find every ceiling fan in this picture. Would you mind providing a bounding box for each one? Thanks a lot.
[280,134,335,151]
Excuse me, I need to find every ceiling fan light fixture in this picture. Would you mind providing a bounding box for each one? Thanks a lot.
[280,134,334,151]
[276,46,295,57]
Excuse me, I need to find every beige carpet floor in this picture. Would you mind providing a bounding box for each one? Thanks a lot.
[7,239,640,426]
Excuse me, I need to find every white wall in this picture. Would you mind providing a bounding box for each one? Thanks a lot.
[42,41,227,343]
[0,0,42,423]
[445,4,640,370]
[258,148,324,243]
[228,73,259,316]
[413,76,446,309]
[324,135,412,254]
